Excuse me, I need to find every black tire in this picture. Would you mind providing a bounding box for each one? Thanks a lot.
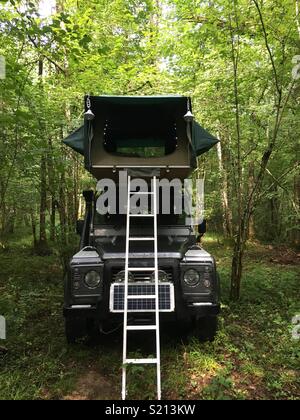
[65,317,88,344]
[194,315,218,342]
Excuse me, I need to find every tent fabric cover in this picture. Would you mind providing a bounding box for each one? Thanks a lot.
[63,121,219,158]
[64,125,85,155]
[87,94,188,107]
[191,121,219,156]
[63,96,219,158]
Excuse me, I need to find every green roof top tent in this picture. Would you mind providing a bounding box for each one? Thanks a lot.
[63,95,219,180]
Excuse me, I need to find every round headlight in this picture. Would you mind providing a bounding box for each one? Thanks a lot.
[184,269,200,287]
[84,270,101,289]
[151,270,168,283]
[115,270,134,283]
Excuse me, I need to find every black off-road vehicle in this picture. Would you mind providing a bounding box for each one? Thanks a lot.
[63,95,220,343]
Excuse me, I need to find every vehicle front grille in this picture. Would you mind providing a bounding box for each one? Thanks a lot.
[110,282,175,313]
[111,267,173,283]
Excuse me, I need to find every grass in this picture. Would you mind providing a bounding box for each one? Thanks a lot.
[0,232,299,400]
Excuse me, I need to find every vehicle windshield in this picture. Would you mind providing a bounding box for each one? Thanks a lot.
[94,212,187,227]
[93,189,190,226]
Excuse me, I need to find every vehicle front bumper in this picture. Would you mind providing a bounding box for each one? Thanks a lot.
[186,302,220,317]
[63,302,220,320]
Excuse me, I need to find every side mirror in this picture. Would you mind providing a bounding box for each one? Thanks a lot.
[76,220,84,236]
[83,190,94,203]
[198,219,207,237]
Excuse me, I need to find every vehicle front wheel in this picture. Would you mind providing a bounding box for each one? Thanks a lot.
[193,316,218,342]
[65,317,88,344]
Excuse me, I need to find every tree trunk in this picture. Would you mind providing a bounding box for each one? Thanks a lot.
[216,140,233,237]
[296,0,300,38]
[293,175,300,246]
[230,211,249,300]
[67,189,74,234]
[229,11,243,300]
[37,58,50,254]
[248,162,255,240]
[59,170,67,245]
[73,155,79,225]
[9,205,16,234]
[1,206,6,236]
[30,210,37,249]
[47,138,56,242]
[39,155,48,248]
[248,214,255,241]
[50,197,56,242]
[0,190,6,236]
[78,193,84,219]
[231,238,244,300]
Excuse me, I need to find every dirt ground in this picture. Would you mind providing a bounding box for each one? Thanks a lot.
[64,370,119,400]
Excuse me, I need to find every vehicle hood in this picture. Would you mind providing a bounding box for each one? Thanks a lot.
[95,235,191,260]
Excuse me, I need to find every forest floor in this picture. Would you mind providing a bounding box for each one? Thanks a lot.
[0,233,299,400]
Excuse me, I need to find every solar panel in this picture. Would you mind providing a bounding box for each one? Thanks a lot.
[110,282,175,313]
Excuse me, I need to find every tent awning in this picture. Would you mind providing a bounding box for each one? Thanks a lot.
[64,120,219,157]
[64,125,85,155]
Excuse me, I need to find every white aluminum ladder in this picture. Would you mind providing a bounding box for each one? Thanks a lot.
[122,175,161,400]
